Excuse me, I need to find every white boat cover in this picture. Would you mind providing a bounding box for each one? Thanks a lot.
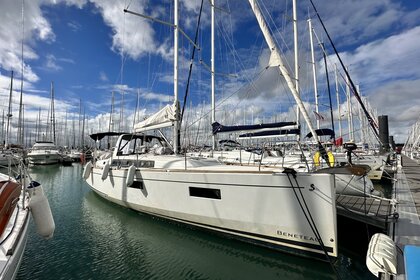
[134,103,178,133]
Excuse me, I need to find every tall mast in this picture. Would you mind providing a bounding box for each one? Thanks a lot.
[292,0,300,139]
[120,91,124,132]
[308,18,319,129]
[17,0,25,146]
[345,68,354,141]
[356,85,365,145]
[334,64,342,139]
[320,43,335,143]
[64,109,68,147]
[36,107,40,141]
[173,0,180,154]
[81,107,85,148]
[211,0,216,150]
[51,81,56,144]
[6,71,14,148]
[79,98,82,147]
[247,0,322,145]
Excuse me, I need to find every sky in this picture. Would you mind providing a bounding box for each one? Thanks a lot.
[0,0,419,147]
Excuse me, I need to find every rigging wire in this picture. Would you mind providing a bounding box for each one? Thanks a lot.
[284,170,343,280]
[308,0,381,144]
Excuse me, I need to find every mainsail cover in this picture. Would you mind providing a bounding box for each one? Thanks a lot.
[134,103,178,133]
[212,121,297,135]
[238,128,300,139]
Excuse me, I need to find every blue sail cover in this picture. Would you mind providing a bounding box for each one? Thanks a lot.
[238,129,300,139]
[212,121,297,135]
[305,129,335,139]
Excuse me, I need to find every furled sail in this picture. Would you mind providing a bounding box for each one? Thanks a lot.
[212,121,297,135]
[238,128,300,139]
[134,103,179,133]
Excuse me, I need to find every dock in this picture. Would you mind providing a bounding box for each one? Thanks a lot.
[389,155,420,280]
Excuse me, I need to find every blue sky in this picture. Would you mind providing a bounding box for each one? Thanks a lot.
[1,0,420,146]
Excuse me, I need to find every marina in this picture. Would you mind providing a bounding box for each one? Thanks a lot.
[0,0,419,279]
[15,163,374,279]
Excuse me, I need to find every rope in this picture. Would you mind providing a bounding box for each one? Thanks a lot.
[284,169,342,279]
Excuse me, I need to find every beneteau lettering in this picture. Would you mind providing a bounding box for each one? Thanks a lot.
[276,230,316,241]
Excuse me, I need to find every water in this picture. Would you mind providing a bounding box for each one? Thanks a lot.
[17,164,376,280]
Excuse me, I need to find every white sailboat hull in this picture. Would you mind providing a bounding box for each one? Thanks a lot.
[86,164,338,258]
[0,206,30,280]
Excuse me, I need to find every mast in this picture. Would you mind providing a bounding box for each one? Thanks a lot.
[211,0,216,150]
[356,85,365,145]
[51,81,56,144]
[120,91,125,132]
[17,0,25,146]
[133,89,140,129]
[36,108,40,141]
[6,71,14,148]
[334,64,342,139]
[345,68,354,141]
[81,107,85,148]
[320,43,335,143]
[308,18,319,129]
[292,0,300,139]
[173,0,180,154]
[108,91,114,149]
[64,109,68,147]
[79,98,82,147]
[247,0,323,145]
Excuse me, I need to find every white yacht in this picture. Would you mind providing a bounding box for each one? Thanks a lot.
[84,133,338,258]
[85,0,343,260]
[27,141,62,165]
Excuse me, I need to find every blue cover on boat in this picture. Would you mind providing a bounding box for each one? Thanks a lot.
[404,245,420,280]
[212,121,296,135]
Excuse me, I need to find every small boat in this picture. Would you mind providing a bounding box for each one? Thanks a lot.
[0,162,55,279]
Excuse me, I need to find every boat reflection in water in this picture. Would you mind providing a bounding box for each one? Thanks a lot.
[82,191,337,280]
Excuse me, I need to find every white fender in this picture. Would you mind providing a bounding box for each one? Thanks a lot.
[83,161,93,180]
[126,165,136,187]
[28,182,55,239]
[366,233,397,277]
[101,162,110,180]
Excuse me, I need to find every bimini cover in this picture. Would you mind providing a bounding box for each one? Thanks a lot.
[134,103,179,133]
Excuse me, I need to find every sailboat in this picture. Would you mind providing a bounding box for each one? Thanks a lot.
[84,0,338,259]
[0,158,55,278]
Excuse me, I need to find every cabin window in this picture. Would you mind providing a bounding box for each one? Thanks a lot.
[189,187,221,200]
[129,181,144,189]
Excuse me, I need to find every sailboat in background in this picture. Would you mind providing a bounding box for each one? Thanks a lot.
[84,0,339,260]
[0,71,24,168]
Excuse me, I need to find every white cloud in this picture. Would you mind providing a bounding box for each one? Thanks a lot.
[99,71,108,82]
[44,54,62,71]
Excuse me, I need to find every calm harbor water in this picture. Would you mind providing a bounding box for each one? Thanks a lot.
[16,163,376,280]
